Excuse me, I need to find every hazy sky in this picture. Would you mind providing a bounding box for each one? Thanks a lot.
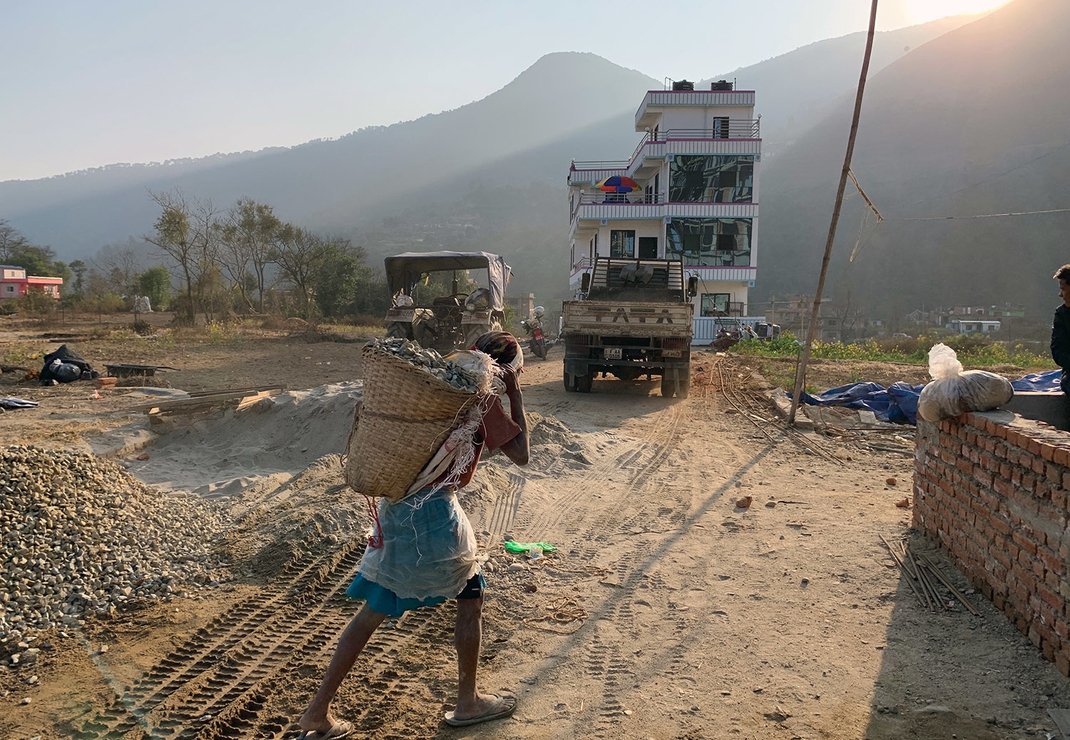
[2,0,1007,182]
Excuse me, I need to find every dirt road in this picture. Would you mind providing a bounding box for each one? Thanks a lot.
[2,330,1068,739]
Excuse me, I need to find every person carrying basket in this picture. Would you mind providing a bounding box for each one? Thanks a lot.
[297,332,529,739]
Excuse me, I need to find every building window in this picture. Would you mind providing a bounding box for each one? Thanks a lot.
[712,117,730,139]
[701,293,731,316]
[666,218,752,266]
[669,155,753,203]
[610,230,635,258]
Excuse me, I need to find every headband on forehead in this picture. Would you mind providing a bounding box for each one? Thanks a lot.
[470,331,523,372]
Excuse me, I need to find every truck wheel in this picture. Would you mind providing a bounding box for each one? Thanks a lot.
[677,372,691,399]
[386,323,412,340]
[465,324,492,347]
[614,367,641,381]
[660,372,677,398]
[563,370,575,392]
[576,373,593,393]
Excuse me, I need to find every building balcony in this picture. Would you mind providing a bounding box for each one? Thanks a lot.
[687,265,757,283]
[568,123,761,187]
[568,261,756,290]
[569,196,758,240]
[636,89,757,129]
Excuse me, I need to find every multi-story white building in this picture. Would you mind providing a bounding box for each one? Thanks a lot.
[567,79,763,344]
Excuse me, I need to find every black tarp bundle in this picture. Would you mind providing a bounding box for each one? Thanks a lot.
[39,344,97,384]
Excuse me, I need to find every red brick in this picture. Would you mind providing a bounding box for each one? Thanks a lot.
[1054,488,1067,510]
[1041,443,1057,462]
[1055,447,1070,467]
[1037,583,1065,614]
[1048,463,1064,484]
[1013,530,1039,556]
[1033,457,1048,476]
[1029,439,1043,456]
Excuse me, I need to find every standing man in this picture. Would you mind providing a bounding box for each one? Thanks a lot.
[1052,265,1070,394]
[297,332,529,739]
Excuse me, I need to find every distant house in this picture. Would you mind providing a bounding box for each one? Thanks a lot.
[947,318,1000,334]
[0,265,63,300]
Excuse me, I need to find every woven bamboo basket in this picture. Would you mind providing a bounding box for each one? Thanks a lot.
[345,344,480,501]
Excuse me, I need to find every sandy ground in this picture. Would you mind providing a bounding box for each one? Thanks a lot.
[1,316,1069,739]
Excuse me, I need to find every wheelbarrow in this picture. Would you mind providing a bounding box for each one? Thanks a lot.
[104,363,180,378]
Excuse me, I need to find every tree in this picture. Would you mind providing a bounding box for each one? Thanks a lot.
[144,190,220,325]
[0,221,67,278]
[272,226,335,321]
[137,266,171,311]
[314,244,366,319]
[217,198,281,312]
[0,220,30,261]
[68,260,87,298]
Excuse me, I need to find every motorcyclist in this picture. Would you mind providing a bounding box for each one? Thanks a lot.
[523,306,548,360]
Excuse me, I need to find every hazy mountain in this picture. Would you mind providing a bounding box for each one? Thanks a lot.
[0,52,657,259]
[701,13,980,156]
[3,10,1031,319]
[756,0,1070,325]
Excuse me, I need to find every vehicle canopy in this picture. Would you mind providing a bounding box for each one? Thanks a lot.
[384,251,511,311]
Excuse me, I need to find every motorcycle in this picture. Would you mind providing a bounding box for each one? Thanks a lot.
[520,318,548,360]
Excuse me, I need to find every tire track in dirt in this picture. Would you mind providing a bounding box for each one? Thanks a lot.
[518,401,686,540]
[71,542,363,739]
[486,470,525,537]
[69,530,460,740]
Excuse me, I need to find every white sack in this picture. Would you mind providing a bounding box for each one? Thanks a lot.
[917,343,1013,422]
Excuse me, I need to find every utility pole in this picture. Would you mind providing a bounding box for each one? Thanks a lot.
[789,0,880,425]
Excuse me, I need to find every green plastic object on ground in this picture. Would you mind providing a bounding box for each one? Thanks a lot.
[503,541,557,554]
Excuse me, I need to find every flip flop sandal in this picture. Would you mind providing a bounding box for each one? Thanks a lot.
[444,691,518,727]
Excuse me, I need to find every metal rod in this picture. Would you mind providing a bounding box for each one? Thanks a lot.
[920,554,982,616]
[880,534,925,607]
[788,0,880,425]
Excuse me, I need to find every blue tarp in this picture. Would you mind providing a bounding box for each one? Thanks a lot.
[1010,369,1062,393]
[793,369,1064,426]
[796,382,923,425]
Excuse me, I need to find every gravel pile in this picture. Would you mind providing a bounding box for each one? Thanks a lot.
[0,446,231,645]
[367,337,493,393]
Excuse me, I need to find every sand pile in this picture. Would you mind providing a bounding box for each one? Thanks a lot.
[127,381,364,498]
[0,446,230,646]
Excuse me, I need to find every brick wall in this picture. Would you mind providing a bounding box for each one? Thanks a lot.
[914,410,1070,676]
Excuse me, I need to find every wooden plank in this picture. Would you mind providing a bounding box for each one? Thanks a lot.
[133,385,286,413]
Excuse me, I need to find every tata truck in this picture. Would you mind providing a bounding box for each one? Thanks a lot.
[561,257,696,398]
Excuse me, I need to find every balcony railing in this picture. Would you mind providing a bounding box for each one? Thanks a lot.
[631,122,760,162]
[570,160,630,171]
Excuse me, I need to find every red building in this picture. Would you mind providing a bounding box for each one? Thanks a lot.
[1,265,63,300]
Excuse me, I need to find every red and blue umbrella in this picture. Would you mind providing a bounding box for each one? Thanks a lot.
[595,175,641,193]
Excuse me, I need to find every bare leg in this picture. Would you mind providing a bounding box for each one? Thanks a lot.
[450,595,504,720]
[299,604,387,733]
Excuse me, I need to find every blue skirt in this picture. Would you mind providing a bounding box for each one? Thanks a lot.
[347,571,486,618]
[346,489,482,617]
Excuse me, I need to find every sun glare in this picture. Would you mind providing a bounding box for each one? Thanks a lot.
[899,0,1011,24]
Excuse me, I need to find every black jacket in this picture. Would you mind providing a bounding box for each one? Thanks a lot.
[1051,305,1070,390]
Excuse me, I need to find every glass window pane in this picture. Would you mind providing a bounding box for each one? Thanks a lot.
[666,219,752,266]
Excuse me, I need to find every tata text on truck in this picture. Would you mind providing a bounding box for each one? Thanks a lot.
[561,257,695,398]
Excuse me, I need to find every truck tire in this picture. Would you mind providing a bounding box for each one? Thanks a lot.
[386,322,412,340]
[464,324,493,347]
[564,370,593,393]
[677,372,690,399]
[660,373,676,398]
